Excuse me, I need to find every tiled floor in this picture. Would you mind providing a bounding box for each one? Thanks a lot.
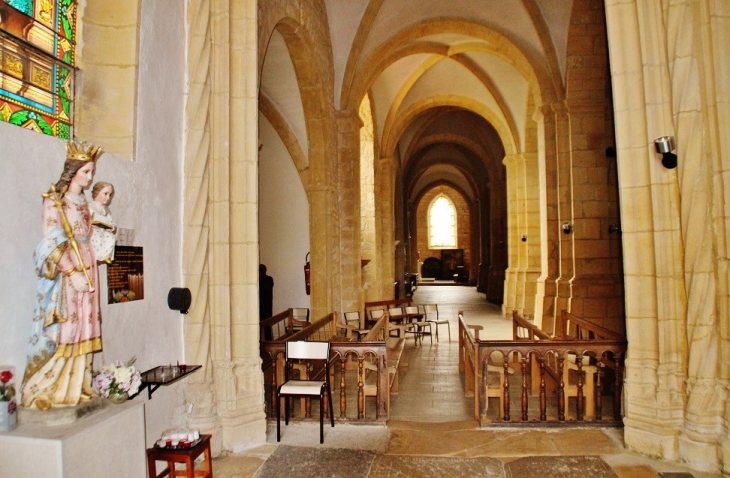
[211,285,722,477]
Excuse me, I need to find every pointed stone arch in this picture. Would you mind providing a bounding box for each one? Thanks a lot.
[258,12,339,317]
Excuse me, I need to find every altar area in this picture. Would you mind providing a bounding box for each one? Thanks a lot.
[0,401,145,477]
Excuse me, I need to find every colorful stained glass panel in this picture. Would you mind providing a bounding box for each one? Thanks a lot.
[0,0,75,138]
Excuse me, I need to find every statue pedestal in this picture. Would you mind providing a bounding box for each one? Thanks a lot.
[19,396,103,426]
[0,400,145,478]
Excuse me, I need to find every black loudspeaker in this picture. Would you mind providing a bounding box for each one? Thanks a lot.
[167,287,192,314]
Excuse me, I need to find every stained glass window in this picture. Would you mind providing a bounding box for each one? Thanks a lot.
[428,194,457,249]
[0,0,75,138]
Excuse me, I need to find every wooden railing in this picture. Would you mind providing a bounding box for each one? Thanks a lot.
[557,310,626,340]
[260,312,392,423]
[512,311,551,341]
[259,310,293,341]
[459,313,627,427]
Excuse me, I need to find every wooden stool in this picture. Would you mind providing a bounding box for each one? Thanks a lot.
[146,434,212,478]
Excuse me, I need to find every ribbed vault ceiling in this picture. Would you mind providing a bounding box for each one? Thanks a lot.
[260,0,572,203]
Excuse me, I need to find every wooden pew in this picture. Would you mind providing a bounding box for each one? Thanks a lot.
[359,311,406,418]
[511,310,621,420]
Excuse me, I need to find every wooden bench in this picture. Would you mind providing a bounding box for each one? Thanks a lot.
[512,310,623,420]
[360,311,407,418]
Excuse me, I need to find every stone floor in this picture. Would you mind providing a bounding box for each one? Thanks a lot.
[211,285,722,478]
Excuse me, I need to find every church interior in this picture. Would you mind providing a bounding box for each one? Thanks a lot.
[0,0,729,476]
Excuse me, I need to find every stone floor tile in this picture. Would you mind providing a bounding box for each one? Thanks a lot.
[505,455,618,477]
[369,454,505,478]
[611,465,660,477]
[212,453,267,478]
[548,428,624,455]
[253,445,375,478]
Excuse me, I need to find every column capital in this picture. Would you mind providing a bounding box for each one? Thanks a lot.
[502,153,524,167]
[335,109,364,131]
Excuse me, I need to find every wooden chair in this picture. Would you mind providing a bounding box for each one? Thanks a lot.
[367,308,386,328]
[276,341,334,444]
[424,304,451,342]
[290,308,310,332]
[342,311,368,341]
[404,305,432,345]
[387,307,409,339]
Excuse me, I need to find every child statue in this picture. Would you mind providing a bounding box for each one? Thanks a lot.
[88,181,117,263]
[21,140,104,411]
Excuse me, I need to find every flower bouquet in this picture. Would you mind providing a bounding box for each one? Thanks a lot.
[0,366,17,431]
[93,357,142,403]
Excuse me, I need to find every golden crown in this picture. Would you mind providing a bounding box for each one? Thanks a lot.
[65,140,104,162]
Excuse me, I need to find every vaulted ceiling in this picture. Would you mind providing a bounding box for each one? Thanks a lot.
[260,0,572,204]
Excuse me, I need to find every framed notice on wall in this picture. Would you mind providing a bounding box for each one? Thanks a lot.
[107,246,144,304]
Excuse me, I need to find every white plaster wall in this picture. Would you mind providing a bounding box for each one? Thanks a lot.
[258,116,311,315]
[0,0,185,448]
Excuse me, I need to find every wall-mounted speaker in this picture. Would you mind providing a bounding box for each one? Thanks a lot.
[167,287,191,314]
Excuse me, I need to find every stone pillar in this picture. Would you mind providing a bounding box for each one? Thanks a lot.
[308,114,340,320]
[487,180,508,304]
[336,110,363,314]
[535,103,560,333]
[503,153,540,318]
[502,155,521,313]
[522,152,541,318]
[375,157,396,298]
[605,0,686,464]
[552,101,574,329]
[183,0,221,453]
[563,0,625,334]
[224,0,266,451]
[359,98,376,303]
[183,0,265,455]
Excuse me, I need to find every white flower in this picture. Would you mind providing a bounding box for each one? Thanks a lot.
[114,366,133,385]
[93,357,141,397]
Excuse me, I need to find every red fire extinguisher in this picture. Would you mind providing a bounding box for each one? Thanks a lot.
[304,252,311,295]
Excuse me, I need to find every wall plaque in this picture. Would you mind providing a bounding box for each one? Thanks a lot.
[107,246,144,304]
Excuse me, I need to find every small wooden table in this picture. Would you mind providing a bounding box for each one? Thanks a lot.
[146,434,212,478]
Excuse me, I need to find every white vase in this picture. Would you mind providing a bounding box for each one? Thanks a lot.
[0,399,18,432]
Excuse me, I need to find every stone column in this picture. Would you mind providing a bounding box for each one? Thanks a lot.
[502,154,522,314]
[605,0,686,463]
[224,0,266,450]
[486,183,507,304]
[534,103,561,333]
[522,151,541,318]
[503,152,540,318]
[308,112,340,319]
[359,98,376,303]
[183,0,222,453]
[375,157,396,298]
[183,0,265,455]
[336,110,363,313]
[552,101,574,328]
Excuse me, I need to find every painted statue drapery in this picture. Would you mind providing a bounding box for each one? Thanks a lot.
[21,142,103,410]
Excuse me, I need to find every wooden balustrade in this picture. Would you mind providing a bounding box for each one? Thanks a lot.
[459,313,626,427]
[260,312,392,423]
[259,310,295,342]
[557,310,626,340]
